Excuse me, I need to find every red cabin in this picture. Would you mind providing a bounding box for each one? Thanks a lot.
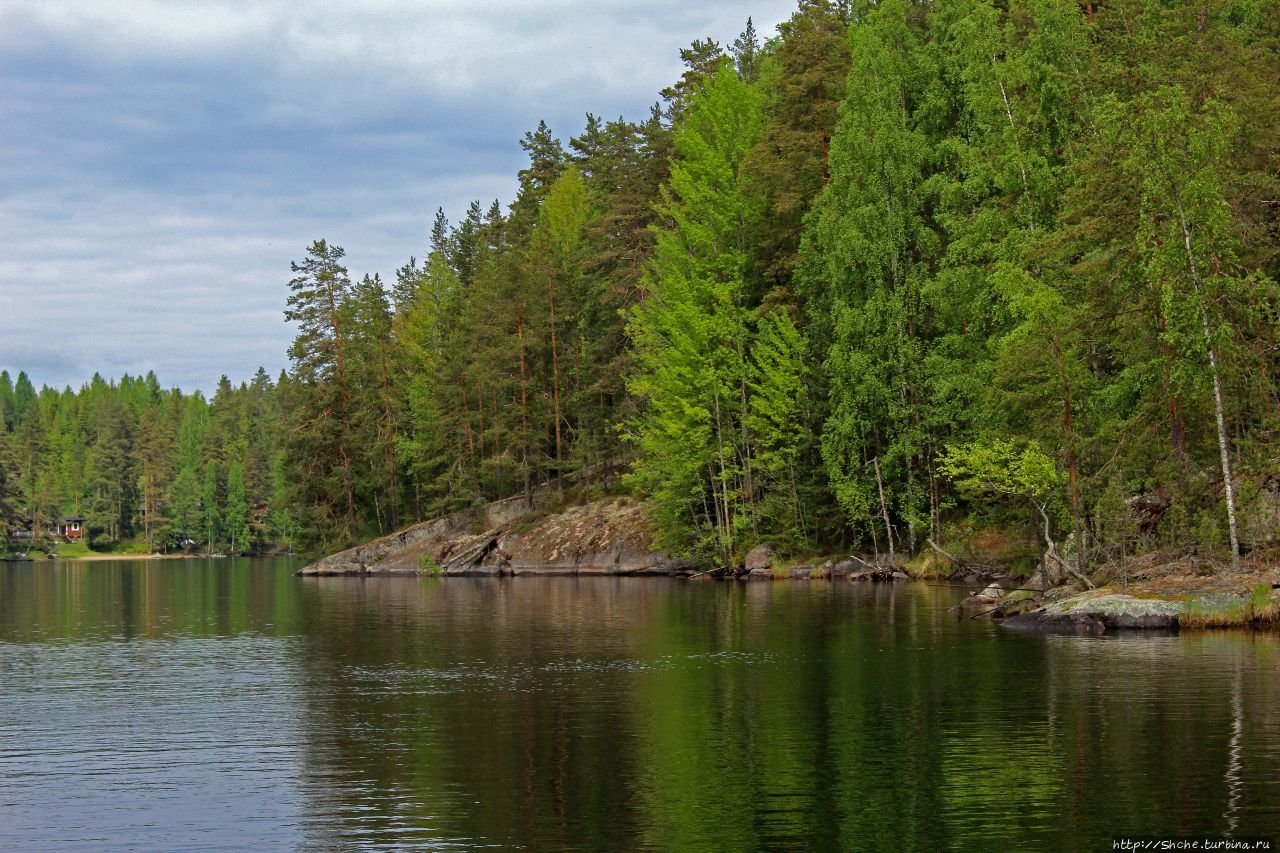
[58,516,84,541]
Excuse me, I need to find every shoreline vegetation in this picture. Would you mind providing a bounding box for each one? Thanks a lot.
[296,492,1280,632]
[4,1,1279,632]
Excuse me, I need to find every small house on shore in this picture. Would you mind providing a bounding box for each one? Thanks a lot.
[58,516,84,541]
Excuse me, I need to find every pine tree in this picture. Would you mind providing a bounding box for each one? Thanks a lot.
[731,18,762,83]
[0,426,24,534]
[660,38,725,121]
[742,0,851,306]
[0,371,14,432]
[345,273,401,533]
[284,239,359,548]
[529,165,597,478]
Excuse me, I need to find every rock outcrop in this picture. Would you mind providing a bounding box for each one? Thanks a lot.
[744,544,774,574]
[297,496,693,577]
[1003,594,1184,631]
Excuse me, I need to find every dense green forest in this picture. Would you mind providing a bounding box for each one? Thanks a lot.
[4,0,1278,572]
[0,369,293,553]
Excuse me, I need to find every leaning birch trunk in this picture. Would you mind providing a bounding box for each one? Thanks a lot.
[1200,305,1241,571]
[1176,208,1241,571]
[1036,500,1094,589]
[873,456,894,556]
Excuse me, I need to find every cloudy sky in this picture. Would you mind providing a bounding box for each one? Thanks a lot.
[0,1,795,393]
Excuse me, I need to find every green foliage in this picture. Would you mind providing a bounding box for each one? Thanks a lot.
[939,441,1063,506]
[12,0,1278,572]
[1093,475,1140,565]
[747,310,812,548]
[0,372,287,554]
[225,460,250,554]
[625,60,765,563]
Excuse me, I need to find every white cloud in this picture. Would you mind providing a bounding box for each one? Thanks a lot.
[0,0,800,391]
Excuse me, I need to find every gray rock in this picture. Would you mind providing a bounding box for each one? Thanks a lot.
[1006,592,1184,632]
[297,496,692,578]
[1004,610,1106,632]
[744,544,774,573]
[831,560,857,577]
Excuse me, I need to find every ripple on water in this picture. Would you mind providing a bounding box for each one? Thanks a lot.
[3,562,1280,851]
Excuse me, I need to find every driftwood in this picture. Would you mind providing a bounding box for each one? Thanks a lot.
[927,538,962,567]
[441,531,504,570]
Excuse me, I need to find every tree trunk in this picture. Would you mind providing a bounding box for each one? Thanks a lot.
[1174,208,1241,570]
[517,315,531,496]
[326,292,358,533]
[712,388,734,566]
[547,272,563,470]
[873,455,895,557]
[1053,339,1084,574]
[378,338,398,530]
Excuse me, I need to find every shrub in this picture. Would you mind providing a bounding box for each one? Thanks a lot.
[418,554,443,576]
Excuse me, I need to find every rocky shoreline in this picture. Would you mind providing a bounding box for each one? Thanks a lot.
[951,550,1280,631]
[297,496,693,577]
[296,495,928,581]
[298,496,1280,632]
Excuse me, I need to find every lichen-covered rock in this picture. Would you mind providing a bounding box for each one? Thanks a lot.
[744,544,774,573]
[298,513,471,576]
[297,496,691,577]
[1007,592,1184,630]
[498,499,690,575]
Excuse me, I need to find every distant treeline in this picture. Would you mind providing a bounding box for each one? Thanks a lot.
[6,0,1279,569]
[0,369,293,553]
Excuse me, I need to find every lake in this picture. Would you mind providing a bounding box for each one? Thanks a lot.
[2,559,1278,850]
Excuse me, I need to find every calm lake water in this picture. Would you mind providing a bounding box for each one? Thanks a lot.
[2,559,1278,851]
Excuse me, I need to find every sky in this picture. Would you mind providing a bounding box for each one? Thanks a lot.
[0,1,796,394]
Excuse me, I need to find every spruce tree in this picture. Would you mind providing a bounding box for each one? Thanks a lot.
[225,459,250,555]
[627,60,765,563]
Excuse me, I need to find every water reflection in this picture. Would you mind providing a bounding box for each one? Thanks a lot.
[1,561,1278,850]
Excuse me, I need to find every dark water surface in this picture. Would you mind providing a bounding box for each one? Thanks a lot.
[2,559,1278,851]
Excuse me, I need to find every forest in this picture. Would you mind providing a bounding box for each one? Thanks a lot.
[2,0,1278,574]
[0,369,293,554]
